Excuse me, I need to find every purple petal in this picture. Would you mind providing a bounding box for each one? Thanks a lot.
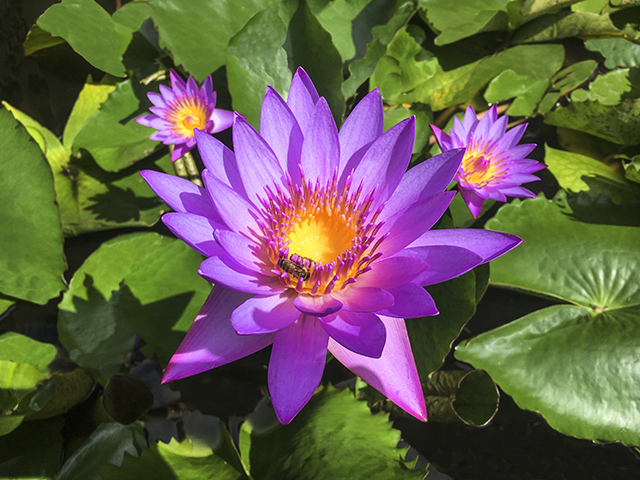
[378,191,455,257]
[210,109,235,133]
[409,228,522,263]
[233,115,285,202]
[400,245,483,286]
[338,89,383,176]
[377,283,439,318]
[269,316,329,423]
[172,142,193,161]
[328,316,426,421]
[383,149,464,219]
[356,256,429,290]
[287,67,320,132]
[231,291,300,334]
[319,310,386,358]
[162,212,225,258]
[459,187,485,218]
[214,229,269,273]
[293,294,343,317]
[331,285,394,313]
[260,86,304,184]
[300,97,340,182]
[162,287,273,382]
[202,170,260,235]
[195,130,246,196]
[349,117,415,206]
[199,256,283,295]
[141,170,218,218]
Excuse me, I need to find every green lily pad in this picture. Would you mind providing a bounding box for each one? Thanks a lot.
[459,196,640,444]
[23,24,66,56]
[72,78,159,172]
[585,38,640,68]
[148,0,278,81]
[484,69,550,116]
[226,4,292,127]
[239,386,424,479]
[571,68,640,105]
[418,0,510,45]
[58,233,173,384]
[623,155,640,184]
[0,332,57,371]
[286,0,346,124]
[0,108,66,305]
[552,60,597,92]
[56,422,147,480]
[0,417,64,475]
[513,10,620,44]
[544,144,640,202]
[36,0,132,77]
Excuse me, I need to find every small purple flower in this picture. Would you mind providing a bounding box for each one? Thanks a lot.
[136,70,235,161]
[431,105,545,218]
[142,69,521,424]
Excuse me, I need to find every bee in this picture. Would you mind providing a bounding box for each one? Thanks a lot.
[278,256,311,281]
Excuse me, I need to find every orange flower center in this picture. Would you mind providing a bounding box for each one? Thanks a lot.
[166,96,211,139]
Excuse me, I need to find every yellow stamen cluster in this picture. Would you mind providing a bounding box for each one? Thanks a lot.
[166,96,210,139]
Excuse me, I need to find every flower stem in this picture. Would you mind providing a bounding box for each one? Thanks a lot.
[171,146,203,187]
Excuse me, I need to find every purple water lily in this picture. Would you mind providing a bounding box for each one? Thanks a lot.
[142,68,521,424]
[136,70,234,161]
[431,105,545,217]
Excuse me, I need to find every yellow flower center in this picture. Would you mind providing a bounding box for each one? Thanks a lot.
[167,96,210,139]
[259,173,383,295]
[460,142,506,187]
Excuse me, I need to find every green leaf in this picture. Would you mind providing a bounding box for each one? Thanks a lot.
[0,361,48,410]
[56,422,146,480]
[0,332,57,371]
[0,297,15,317]
[552,60,597,92]
[571,68,640,105]
[36,0,132,77]
[0,108,66,304]
[406,271,478,384]
[63,80,117,149]
[25,368,95,421]
[72,79,159,172]
[0,417,64,475]
[23,24,66,56]
[545,97,640,145]
[120,239,210,367]
[148,0,278,81]
[484,69,550,116]
[585,38,640,68]
[485,196,640,309]
[58,233,173,384]
[623,155,640,183]
[513,10,620,44]
[239,386,423,479]
[286,0,346,124]
[342,0,415,98]
[456,304,640,445]
[0,415,24,436]
[112,1,153,31]
[544,145,639,202]
[226,4,292,127]
[308,0,374,61]
[419,0,510,45]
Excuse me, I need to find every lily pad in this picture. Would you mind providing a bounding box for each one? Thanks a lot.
[239,386,423,479]
[0,108,66,305]
[585,38,640,68]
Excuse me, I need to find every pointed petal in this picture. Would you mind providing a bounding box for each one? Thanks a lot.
[202,170,260,235]
[195,129,245,196]
[269,316,328,423]
[329,316,426,421]
[141,170,217,218]
[172,142,192,161]
[383,149,464,220]
[231,291,300,334]
[409,228,522,263]
[293,294,342,317]
[399,245,483,286]
[210,109,235,133]
[260,86,304,183]
[350,117,415,206]
[459,187,485,217]
[331,285,394,313]
[338,89,383,176]
[300,97,340,182]
[214,229,268,273]
[320,310,386,358]
[356,256,428,290]
[287,67,320,132]
[378,191,455,257]
[162,287,274,383]
[378,283,438,318]
[162,212,225,257]
[199,256,283,295]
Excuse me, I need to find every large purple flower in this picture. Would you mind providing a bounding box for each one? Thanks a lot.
[136,70,234,161]
[431,105,545,217]
[142,69,521,424]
